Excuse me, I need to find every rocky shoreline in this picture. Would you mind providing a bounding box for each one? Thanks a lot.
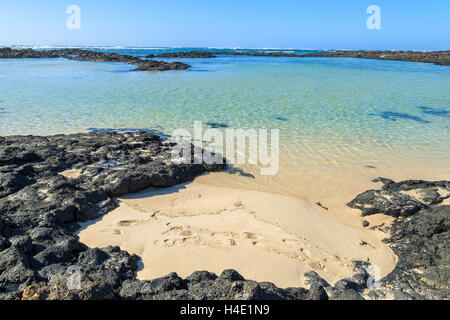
[3,47,449,67]
[0,48,191,71]
[0,131,448,300]
[147,49,450,66]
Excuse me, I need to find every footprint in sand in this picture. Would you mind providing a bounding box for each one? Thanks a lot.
[180,230,193,237]
[233,201,244,208]
[117,220,140,227]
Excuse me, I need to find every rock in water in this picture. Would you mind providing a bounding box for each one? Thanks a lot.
[0,136,448,300]
[0,48,191,72]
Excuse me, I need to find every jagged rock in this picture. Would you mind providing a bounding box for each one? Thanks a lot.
[21,274,115,300]
[329,288,364,300]
[375,205,450,299]
[0,48,191,72]
[302,50,450,66]
[10,235,33,254]
[186,271,218,284]
[306,284,328,300]
[1,134,448,300]
[0,131,224,300]
[303,271,330,288]
[348,189,425,217]
[334,278,361,291]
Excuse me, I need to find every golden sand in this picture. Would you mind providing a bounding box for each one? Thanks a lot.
[77,150,450,288]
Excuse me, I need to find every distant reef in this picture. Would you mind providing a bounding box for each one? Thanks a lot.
[0,48,191,71]
[0,131,448,300]
[147,49,450,66]
[147,51,217,58]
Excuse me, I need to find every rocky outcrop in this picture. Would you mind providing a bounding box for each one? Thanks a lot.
[215,51,302,57]
[152,51,217,58]
[348,178,450,217]
[0,47,86,59]
[0,48,191,71]
[348,178,450,299]
[3,47,449,67]
[0,133,448,300]
[375,205,450,299]
[70,51,191,71]
[301,50,450,66]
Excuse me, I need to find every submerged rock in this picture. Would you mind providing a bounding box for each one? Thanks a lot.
[0,48,191,72]
[348,178,449,217]
[0,131,222,300]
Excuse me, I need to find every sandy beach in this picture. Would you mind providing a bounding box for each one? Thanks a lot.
[78,171,397,288]
[77,150,450,288]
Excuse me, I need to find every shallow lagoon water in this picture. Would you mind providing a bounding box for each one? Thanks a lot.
[0,49,449,198]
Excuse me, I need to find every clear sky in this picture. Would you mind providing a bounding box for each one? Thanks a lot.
[1,0,449,50]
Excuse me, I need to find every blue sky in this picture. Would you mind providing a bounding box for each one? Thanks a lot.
[0,0,449,50]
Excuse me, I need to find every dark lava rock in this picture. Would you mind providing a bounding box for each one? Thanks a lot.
[375,205,450,299]
[0,131,222,300]
[0,47,86,59]
[334,278,361,291]
[154,51,217,58]
[154,49,450,66]
[206,122,229,128]
[68,51,191,71]
[303,271,330,288]
[215,51,303,57]
[362,220,370,227]
[306,284,328,300]
[0,48,191,72]
[328,288,364,300]
[348,178,450,300]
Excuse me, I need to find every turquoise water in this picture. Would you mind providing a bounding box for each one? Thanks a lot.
[0,48,449,168]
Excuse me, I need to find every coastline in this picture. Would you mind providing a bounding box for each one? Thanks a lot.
[1,47,449,67]
[1,131,448,300]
